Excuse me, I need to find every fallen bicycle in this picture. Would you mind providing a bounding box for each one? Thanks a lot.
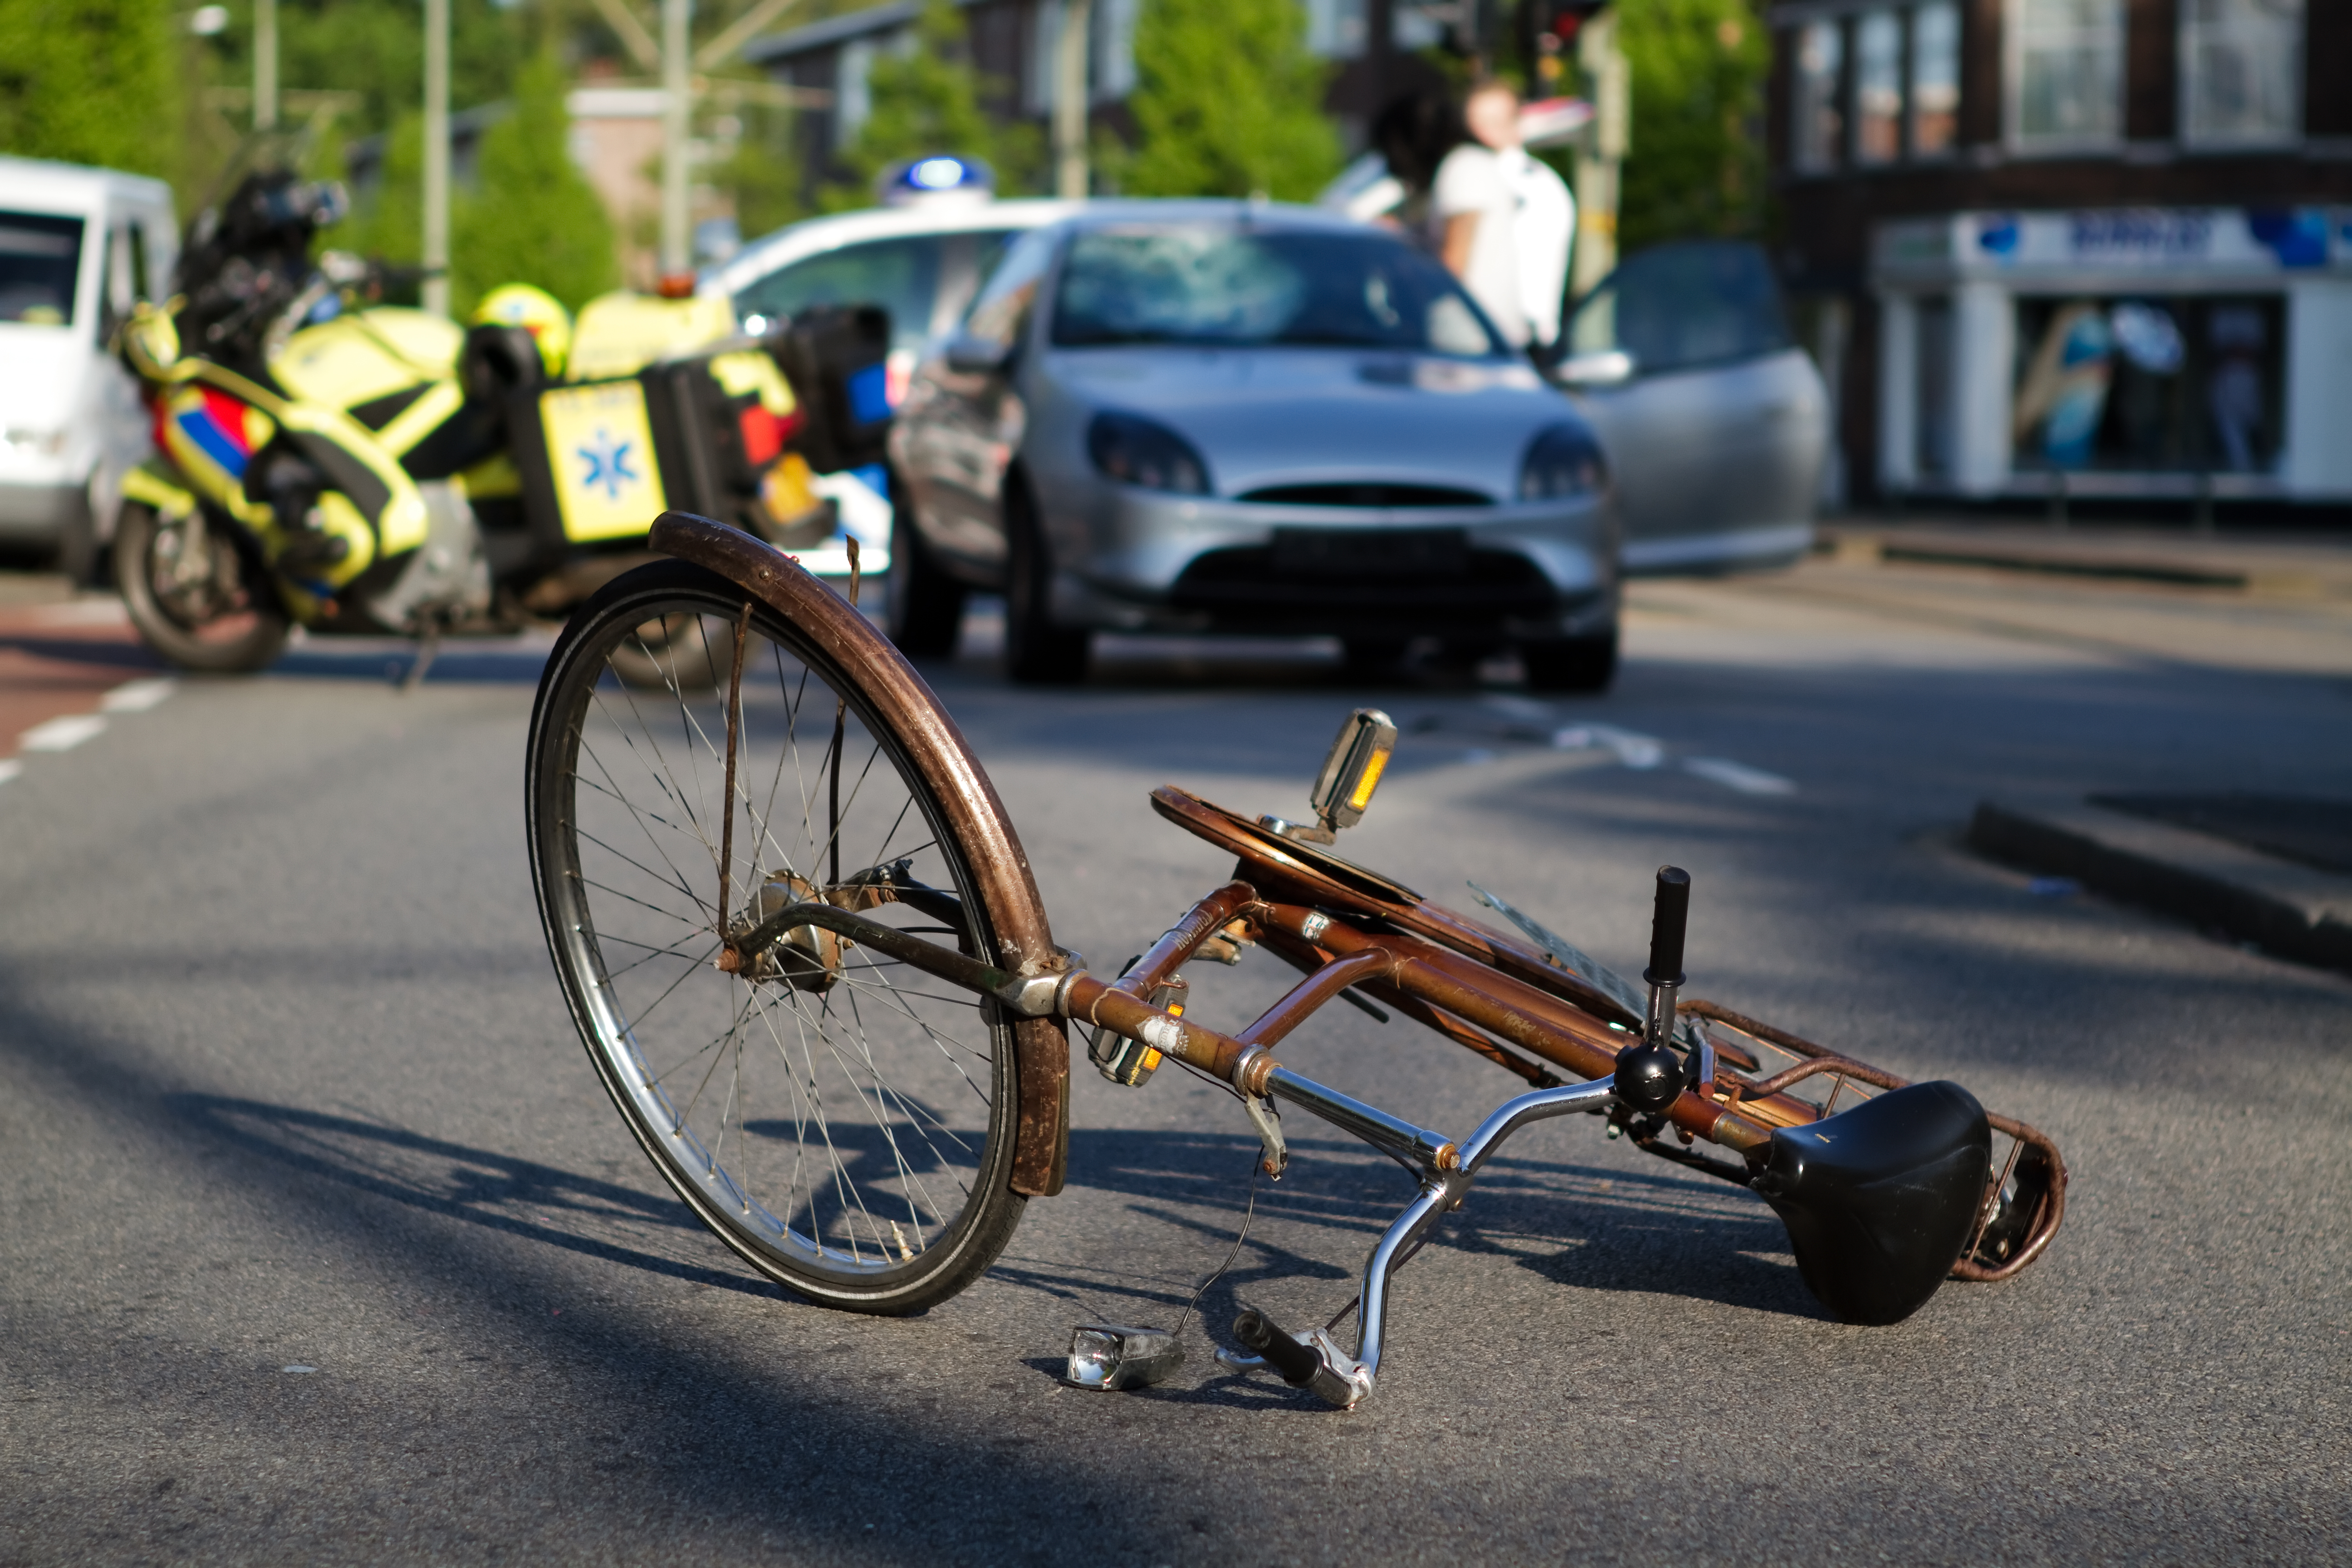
[525,513,2068,1409]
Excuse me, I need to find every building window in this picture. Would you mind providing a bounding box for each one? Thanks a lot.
[836,37,874,145]
[1097,0,1141,97]
[2007,0,2123,150]
[2010,295,2283,473]
[1792,20,1844,172]
[1910,2,1960,156]
[2181,0,2303,147]
[1854,11,1903,163]
[1306,0,1367,59]
[1393,0,1447,50]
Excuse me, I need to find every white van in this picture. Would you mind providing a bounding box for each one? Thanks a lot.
[0,157,178,579]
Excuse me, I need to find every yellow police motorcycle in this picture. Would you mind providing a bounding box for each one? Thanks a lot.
[115,159,887,672]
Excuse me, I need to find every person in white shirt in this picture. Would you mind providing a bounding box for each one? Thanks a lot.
[1431,80,1576,353]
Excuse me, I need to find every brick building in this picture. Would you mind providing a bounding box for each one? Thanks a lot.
[1767,0,2350,508]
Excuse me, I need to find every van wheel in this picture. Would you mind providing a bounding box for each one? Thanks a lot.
[1003,485,1088,685]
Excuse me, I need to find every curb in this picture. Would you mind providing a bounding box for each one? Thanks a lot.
[1967,797,2352,974]
[1819,527,2352,601]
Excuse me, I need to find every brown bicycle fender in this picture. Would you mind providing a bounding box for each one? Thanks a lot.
[647,511,1071,1197]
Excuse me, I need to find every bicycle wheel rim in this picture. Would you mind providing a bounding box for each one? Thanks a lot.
[529,567,1021,1308]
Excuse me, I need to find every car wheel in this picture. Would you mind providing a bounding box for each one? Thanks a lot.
[885,487,966,657]
[1340,637,1412,679]
[1521,627,1617,693]
[1003,483,1088,685]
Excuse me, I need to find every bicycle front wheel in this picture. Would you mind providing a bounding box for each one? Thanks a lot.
[527,560,1028,1313]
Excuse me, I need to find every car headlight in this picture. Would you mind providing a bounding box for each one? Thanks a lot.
[1518,423,1607,501]
[1088,412,1211,496]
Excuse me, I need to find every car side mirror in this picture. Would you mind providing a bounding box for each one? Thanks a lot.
[1553,349,1636,388]
[944,333,1014,376]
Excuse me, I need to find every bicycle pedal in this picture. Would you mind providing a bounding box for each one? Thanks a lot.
[1064,1324,1184,1391]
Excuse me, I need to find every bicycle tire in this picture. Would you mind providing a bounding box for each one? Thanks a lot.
[526,558,1029,1313]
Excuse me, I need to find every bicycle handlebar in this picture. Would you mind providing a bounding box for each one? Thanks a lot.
[1646,865,1690,985]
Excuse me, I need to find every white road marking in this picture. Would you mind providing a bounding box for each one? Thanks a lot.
[1480,694,1555,723]
[1681,757,1797,796]
[19,714,107,752]
[1551,723,1665,769]
[29,598,129,627]
[100,677,176,713]
[0,760,20,786]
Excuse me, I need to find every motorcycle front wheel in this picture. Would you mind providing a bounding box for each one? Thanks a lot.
[114,502,290,673]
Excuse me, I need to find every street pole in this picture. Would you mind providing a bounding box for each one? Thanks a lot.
[1570,10,1626,296]
[422,0,450,316]
[1053,0,1092,200]
[661,0,693,280]
[253,0,278,129]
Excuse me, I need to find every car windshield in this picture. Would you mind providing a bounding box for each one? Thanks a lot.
[0,211,85,326]
[1052,225,1505,358]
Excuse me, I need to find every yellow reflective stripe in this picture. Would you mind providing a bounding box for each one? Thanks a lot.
[120,465,196,518]
[372,379,466,458]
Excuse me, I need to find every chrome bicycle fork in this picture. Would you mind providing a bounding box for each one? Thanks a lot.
[1215,1071,1625,1409]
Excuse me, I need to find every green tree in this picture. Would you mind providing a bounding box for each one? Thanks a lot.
[452,52,618,313]
[1613,0,1768,251]
[339,112,424,268]
[823,0,1042,210]
[1119,0,1339,201]
[711,98,808,243]
[0,0,182,178]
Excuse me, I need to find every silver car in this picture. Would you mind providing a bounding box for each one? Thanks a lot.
[886,202,1620,687]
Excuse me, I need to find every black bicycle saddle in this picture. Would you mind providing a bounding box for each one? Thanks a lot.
[1753,1080,1992,1326]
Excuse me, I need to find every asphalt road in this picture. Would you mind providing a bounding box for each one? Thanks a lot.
[4,557,2348,1565]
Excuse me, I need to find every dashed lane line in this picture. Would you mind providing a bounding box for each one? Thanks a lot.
[101,677,177,714]
[19,714,108,752]
[1475,695,1798,796]
[1,675,179,786]
[1679,756,1798,796]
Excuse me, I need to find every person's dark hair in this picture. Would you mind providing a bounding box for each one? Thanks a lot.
[1372,91,1467,195]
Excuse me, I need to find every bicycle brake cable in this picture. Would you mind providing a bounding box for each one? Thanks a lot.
[1171,1151,1261,1341]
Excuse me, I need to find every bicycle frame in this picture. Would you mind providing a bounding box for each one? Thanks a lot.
[649,511,2069,1410]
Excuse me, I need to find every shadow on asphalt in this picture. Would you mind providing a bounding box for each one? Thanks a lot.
[149,1093,1814,1334]
[0,632,166,674]
[167,1094,779,1298]
[0,992,1181,1561]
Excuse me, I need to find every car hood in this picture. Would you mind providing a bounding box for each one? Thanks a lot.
[1044,346,1575,501]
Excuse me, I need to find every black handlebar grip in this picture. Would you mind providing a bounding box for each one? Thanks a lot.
[1646,865,1691,985]
[1232,1307,1324,1388]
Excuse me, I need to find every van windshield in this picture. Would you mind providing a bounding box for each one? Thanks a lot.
[0,212,85,326]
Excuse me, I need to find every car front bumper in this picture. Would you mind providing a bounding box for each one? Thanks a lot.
[1039,482,1618,639]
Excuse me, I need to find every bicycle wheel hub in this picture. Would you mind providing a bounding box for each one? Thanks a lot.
[743,872,844,992]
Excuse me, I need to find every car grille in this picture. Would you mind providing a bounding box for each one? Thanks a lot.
[1170,531,1557,632]
[1238,483,1494,508]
